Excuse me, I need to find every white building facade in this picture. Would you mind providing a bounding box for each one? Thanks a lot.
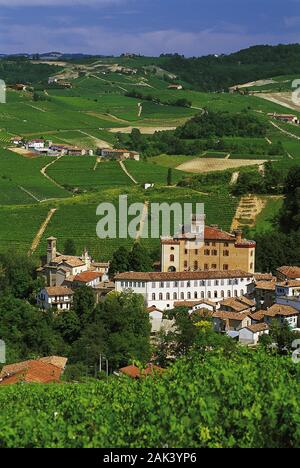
[115,271,254,310]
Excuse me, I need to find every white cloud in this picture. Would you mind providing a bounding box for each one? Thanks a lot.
[1,23,300,56]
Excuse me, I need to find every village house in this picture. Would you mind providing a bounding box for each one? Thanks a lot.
[276,266,300,282]
[239,323,269,345]
[101,148,140,161]
[48,144,92,156]
[251,304,299,330]
[114,270,254,310]
[161,216,256,274]
[37,286,74,311]
[168,84,183,90]
[0,356,67,386]
[37,237,93,286]
[26,139,45,150]
[173,299,218,315]
[212,311,252,333]
[147,306,175,335]
[218,296,256,314]
[275,280,300,313]
[268,113,299,125]
[10,136,23,146]
[254,279,276,309]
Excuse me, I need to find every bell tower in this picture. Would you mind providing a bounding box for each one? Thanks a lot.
[47,237,57,264]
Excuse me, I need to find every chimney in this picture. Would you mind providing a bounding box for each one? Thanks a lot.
[234,230,243,243]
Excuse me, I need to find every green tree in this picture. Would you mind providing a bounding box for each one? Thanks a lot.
[94,291,151,370]
[129,242,152,272]
[109,246,130,277]
[63,239,77,256]
[167,168,173,186]
[73,286,95,324]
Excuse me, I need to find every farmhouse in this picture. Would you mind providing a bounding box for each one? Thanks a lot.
[26,139,45,150]
[275,280,300,313]
[37,286,74,311]
[48,144,91,156]
[239,323,269,345]
[268,113,299,124]
[114,270,254,310]
[251,304,299,330]
[161,216,256,274]
[254,280,276,309]
[212,311,252,333]
[168,84,183,90]
[101,148,140,161]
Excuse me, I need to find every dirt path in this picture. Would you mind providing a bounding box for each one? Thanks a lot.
[230,171,239,185]
[18,186,41,202]
[231,195,267,231]
[26,104,47,113]
[93,156,101,171]
[40,156,66,190]
[138,102,143,117]
[265,137,272,145]
[270,121,300,140]
[119,161,138,184]
[258,93,300,112]
[225,153,231,160]
[135,201,149,240]
[28,208,57,256]
[77,130,112,148]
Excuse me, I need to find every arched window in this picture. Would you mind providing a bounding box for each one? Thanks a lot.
[201,291,205,299]
[152,293,156,301]
[234,290,238,297]
[159,293,163,300]
[181,292,184,300]
[221,290,225,298]
[187,292,191,300]
[168,266,176,272]
[166,293,170,300]
[228,290,231,298]
[214,291,218,298]
[194,292,198,299]
[173,292,178,300]
[241,289,244,296]
[208,291,211,299]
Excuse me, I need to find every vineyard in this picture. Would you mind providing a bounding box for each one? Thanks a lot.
[0,348,299,448]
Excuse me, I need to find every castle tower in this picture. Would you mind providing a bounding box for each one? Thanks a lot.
[47,237,57,264]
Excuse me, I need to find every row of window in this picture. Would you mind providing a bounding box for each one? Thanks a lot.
[120,278,250,289]
[151,289,244,301]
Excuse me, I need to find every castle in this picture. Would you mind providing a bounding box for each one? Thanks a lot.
[161,216,256,274]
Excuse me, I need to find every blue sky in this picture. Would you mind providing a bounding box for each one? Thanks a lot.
[1,0,300,55]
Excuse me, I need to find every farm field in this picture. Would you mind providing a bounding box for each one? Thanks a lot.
[123,160,188,185]
[176,157,269,173]
[47,157,134,191]
[0,148,69,203]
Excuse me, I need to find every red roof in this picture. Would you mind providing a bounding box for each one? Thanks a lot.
[0,361,63,385]
[204,226,234,241]
[74,271,103,283]
[119,364,165,379]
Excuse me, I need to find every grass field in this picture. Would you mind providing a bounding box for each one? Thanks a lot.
[123,160,188,185]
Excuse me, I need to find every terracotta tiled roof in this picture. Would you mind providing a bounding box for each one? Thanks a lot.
[277,280,300,288]
[74,271,103,283]
[255,281,276,291]
[147,306,164,313]
[250,310,266,321]
[119,364,165,379]
[174,300,216,308]
[0,361,63,385]
[277,266,300,279]
[264,304,299,317]
[45,286,74,296]
[254,273,275,282]
[39,356,68,370]
[204,226,235,241]
[53,256,86,268]
[245,323,269,333]
[115,270,252,281]
[219,298,249,312]
[213,311,250,321]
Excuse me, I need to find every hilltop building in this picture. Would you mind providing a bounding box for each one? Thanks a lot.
[37,237,109,287]
[268,113,299,125]
[168,84,183,90]
[161,216,256,274]
[101,148,140,161]
[115,270,254,310]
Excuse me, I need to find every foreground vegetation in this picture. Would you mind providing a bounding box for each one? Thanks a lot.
[0,346,299,448]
